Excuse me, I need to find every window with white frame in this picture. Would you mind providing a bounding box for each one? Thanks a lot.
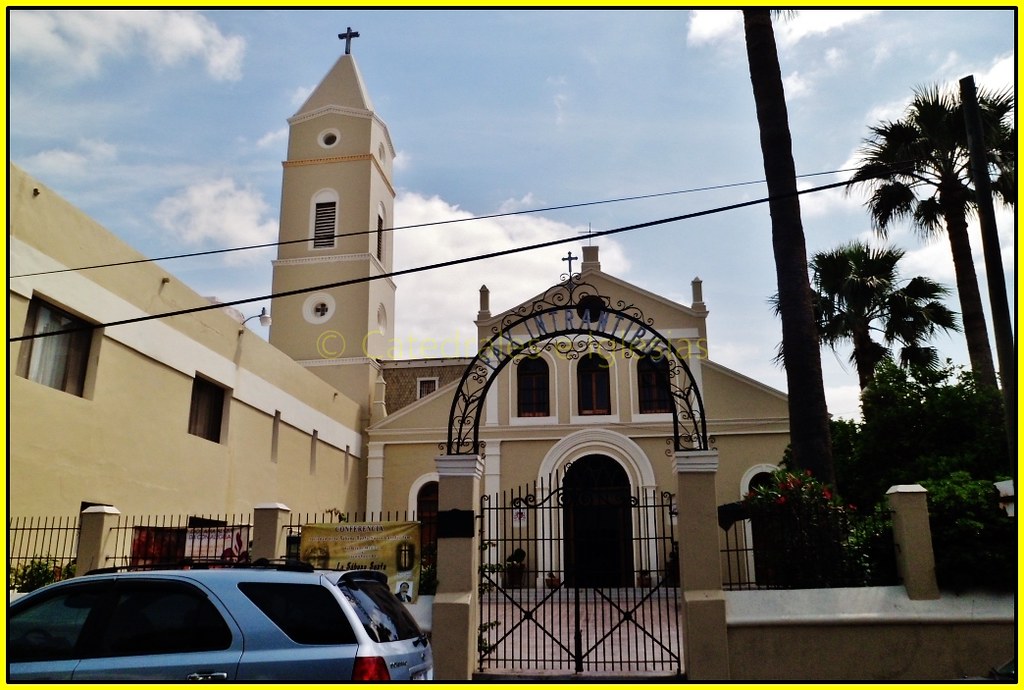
[311,191,339,249]
[637,351,672,414]
[17,297,93,396]
[577,353,611,415]
[517,356,550,417]
[417,378,438,399]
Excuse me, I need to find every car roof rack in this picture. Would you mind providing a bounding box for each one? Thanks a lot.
[86,558,314,576]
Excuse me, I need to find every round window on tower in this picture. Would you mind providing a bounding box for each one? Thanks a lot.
[303,292,337,325]
[319,129,340,149]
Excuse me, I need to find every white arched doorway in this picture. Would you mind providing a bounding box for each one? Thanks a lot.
[535,429,659,585]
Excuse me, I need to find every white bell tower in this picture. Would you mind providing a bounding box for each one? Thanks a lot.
[269,35,396,418]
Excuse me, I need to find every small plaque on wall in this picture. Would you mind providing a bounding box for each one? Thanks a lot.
[437,509,475,538]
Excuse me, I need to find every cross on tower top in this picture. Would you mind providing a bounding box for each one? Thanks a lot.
[562,251,579,276]
[338,27,360,55]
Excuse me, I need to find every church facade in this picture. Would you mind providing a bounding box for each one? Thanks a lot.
[8,48,788,539]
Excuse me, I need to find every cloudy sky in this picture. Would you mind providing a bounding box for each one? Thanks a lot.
[8,8,1015,420]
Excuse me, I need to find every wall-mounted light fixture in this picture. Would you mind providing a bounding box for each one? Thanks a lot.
[241,307,272,328]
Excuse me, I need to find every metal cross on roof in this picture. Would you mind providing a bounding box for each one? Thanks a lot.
[562,251,579,275]
[338,27,360,55]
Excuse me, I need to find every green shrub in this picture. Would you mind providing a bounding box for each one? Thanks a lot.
[745,468,897,588]
[10,557,75,593]
[920,471,1014,592]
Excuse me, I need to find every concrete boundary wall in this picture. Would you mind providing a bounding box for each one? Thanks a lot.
[726,587,1014,681]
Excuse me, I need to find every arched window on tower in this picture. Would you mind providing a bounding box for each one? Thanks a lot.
[311,190,338,249]
[577,353,611,415]
[637,351,672,414]
[517,356,549,417]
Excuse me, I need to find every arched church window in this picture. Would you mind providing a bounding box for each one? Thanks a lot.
[311,190,338,249]
[517,356,549,417]
[637,351,672,414]
[577,353,610,415]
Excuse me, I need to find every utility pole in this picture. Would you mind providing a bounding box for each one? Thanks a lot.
[958,75,1016,464]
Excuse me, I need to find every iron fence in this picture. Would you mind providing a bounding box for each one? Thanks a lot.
[8,516,80,589]
[478,469,682,675]
[104,513,254,570]
[720,511,899,590]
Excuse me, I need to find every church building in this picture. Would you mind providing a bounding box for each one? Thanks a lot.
[8,45,789,546]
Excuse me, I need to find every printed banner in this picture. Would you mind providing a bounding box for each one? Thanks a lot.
[185,526,250,563]
[299,522,421,602]
[130,525,250,566]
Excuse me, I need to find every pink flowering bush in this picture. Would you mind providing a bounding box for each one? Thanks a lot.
[745,468,846,511]
[744,468,883,588]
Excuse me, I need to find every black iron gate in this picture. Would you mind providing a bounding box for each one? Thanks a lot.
[477,463,682,676]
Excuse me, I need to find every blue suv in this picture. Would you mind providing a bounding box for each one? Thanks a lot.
[8,565,433,682]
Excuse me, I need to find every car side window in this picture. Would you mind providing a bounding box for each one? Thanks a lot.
[95,581,232,657]
[8,585,105,662]
[238,582,357,645]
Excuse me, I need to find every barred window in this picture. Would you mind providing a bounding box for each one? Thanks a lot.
[417,378,438,399]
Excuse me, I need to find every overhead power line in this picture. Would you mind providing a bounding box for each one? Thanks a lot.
[10,167,858,279]
[10,179,849,343]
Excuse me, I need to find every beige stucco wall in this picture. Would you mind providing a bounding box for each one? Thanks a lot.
[9,163,365,517]
[726,587,1014,680]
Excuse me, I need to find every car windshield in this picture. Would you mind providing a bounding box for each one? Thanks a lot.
[337,577,422,643]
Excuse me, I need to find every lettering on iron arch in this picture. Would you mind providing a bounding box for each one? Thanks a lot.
[446,275,708,455]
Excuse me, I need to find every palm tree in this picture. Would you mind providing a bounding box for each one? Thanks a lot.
[810,241,959,391]
[849,85,1015,390]
[743,9,834,485]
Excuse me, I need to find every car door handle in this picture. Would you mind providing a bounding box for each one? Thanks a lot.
[186,672,229,682]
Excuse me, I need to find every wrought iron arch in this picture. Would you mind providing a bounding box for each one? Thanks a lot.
[446,275,708,455]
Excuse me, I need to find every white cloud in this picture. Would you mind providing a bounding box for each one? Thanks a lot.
[783,71,812,100]
[546,76,570,126]
[8,9,244,81]
[391,191,630,357]
[686,9,877,48]
[393,150,411,173]
[153,179,277,264]
[685,10,741,46]
[825,384,862,421]
[798,179,862,219]
[975,53,1014,92]
[497,193,536,213]
[21,138,118,179]
[824,47,844,69]
[776,10,879,47]
[291,85,315,108]
[901,237,957,284]
[553,93,569,126]
[257,128,288,149]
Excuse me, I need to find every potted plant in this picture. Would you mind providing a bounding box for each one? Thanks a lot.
[544,571,561,589]
[503,548,527,589]
[636,569,652,588]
